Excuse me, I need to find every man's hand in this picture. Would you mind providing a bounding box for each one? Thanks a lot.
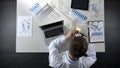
[66,30,79,39]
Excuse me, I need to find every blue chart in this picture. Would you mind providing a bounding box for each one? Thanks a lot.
[71,9,87,22]
[89,21,105,43]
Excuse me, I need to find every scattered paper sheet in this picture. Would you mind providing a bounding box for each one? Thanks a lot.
[17,16,32,37]
[29,2,47,15]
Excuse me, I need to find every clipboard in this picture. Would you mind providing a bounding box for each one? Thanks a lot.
[88,20,105,43]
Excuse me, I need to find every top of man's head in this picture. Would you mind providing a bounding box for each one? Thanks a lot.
[69,36,88,58]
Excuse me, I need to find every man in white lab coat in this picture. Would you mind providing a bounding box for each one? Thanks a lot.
[49,30,97,68]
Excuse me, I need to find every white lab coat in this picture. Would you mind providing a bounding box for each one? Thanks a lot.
[49,35,97,68]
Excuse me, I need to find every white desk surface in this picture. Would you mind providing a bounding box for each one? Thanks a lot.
[16,0,105,52]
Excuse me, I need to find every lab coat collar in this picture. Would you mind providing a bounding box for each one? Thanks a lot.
[66,51,80,64]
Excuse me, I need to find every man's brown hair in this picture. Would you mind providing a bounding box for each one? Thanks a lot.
[69,36,88,58]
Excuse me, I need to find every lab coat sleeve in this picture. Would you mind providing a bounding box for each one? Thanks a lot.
[49,35,67,67]
[81,44,97,68]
